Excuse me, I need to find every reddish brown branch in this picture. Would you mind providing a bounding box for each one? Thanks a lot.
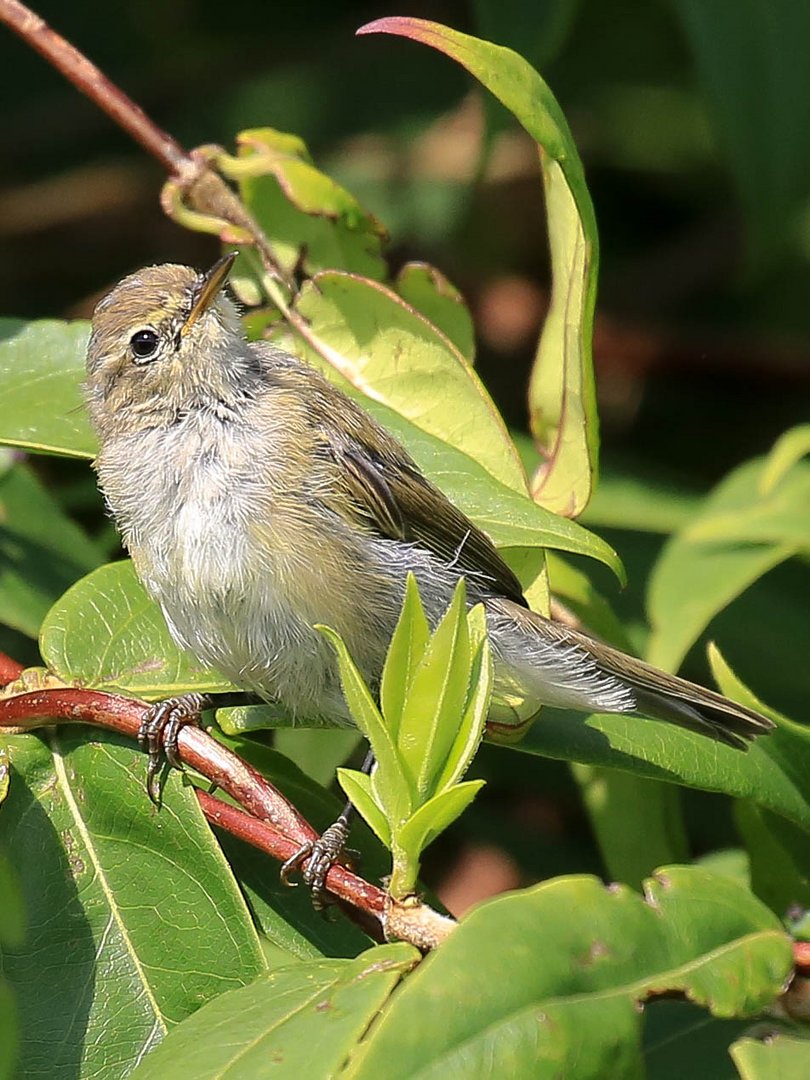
[0,0,190,174]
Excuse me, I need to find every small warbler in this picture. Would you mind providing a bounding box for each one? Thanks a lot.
[84,255,772,868]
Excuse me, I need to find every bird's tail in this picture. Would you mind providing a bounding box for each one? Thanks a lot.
[491,601,775,749]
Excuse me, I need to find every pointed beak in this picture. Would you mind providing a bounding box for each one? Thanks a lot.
[181,251,238,336]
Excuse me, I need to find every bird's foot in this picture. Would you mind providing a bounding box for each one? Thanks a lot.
[139,692,211,804]
[280,817,360,910]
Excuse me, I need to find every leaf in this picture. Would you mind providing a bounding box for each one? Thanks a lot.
[394,262,475,363]
[380,573,430,742]
[1,730,265,1079]
[0,321,94,459]
[732,1030,810,1079]
[758,423,810,496]
[39,560,234,699]
[647,456,806,671]
[346,867,791,1079]
[672,0,810,263]
[317,625,411,826]
[434,616,492,793]
[395,581,472,799]
[128,943,418,1080]
[337,768,391,848]
[235,128,388,279]
[514,670,810,835]
[359,17,600,516]
[0,464,104,638]
[396,780,485,859]
[546,551,632,650]
[283,270,527,492]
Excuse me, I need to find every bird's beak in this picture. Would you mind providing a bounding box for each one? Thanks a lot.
[181,251,238,336]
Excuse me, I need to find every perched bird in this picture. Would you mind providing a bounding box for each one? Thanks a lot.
[84,255,773,871]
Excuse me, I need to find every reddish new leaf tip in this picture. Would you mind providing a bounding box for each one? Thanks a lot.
[356,17,448,45]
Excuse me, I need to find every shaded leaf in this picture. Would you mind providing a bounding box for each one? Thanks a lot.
[732,1029,810,1079]
[394,262,475,363]
[0,464,104,638]
[40,560,234,699]
[235,128,387,279]
[1,730,265,1079]
[396,780,485,858]
[647,456,806,671]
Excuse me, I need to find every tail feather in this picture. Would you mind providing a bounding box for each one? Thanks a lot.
[497,601,775,749]
[583,641,775,749]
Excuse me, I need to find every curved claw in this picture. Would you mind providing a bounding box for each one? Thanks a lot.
[138,693,209,804]
[280,819,352,910]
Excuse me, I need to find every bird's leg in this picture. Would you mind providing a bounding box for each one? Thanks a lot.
[140,690,263,803]
[281,748,375,909]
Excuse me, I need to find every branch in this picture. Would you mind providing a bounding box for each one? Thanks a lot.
[0,684,456,948]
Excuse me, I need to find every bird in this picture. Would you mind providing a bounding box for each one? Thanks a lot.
[83,254,774,886]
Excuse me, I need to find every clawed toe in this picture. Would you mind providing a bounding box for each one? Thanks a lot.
[138,692,209,803]
[280,818,353,910]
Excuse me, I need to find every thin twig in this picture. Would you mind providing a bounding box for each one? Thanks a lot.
[0,0,190,175]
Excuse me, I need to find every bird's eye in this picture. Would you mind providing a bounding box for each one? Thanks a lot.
[129,329,160,362]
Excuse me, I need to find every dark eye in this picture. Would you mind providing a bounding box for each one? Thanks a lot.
[129,329,160,362]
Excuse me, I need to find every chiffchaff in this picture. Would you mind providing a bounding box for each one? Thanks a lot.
[84,255,772,882]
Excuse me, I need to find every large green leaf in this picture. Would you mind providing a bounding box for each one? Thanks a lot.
[0,464,104,638]
[514,656,810,834]
[647,456,808,671]
[0,320,93,459]
[346,868,791,1078]
[359,17,600,516]
[732,1030,810,1079]
[394,262,475,363]
[128,944,418,1080]
[0,729,265,1080]
[282,270,527,492]
[40,560,234,699]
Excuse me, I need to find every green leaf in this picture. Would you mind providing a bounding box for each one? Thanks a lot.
[39,560,234,699]
[647,456,806,671]
[434,617,492,793]
[380,573,430,742]
[359,17,600,516]
[282,270,527,492]
[273,727,361,788]
[514,692,810,835]
[735,801,810,915]
[353,395,624,582]
[758,423,810,496]
[546,551,632,650]
[396,780,485,860]
[234,128,388,279]
[0,464,104,638]
[732,1030,810,1079]
[128,943,418,1080]
[672,0,810,264]
[337,768,391,848]
[317,625,411,825]
[581,469,703,534]
[346,867,791,1079]
[1,729,265,1079]
[0,321,94,459]
[0,849,24,948]
[395,581,472,799]
[394,262,475,363]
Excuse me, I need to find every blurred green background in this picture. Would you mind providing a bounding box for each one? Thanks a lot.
[1,0,808,915]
